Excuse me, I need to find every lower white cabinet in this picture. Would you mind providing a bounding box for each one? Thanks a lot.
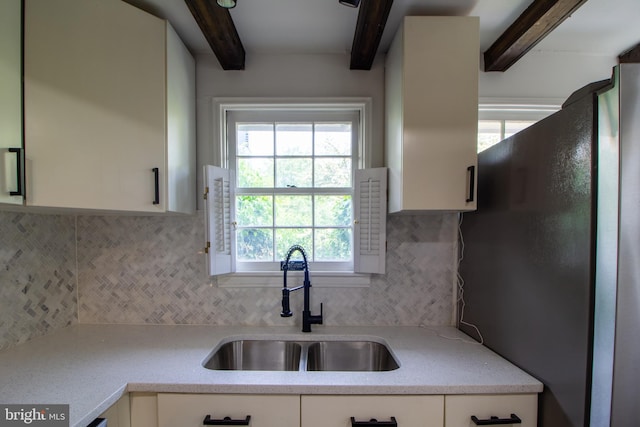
[136,393,537,427]
[130,393,158,427]
[301,395,444,427]
[445,394,537,427]
[157,393,299,427]
[99,394,131,427]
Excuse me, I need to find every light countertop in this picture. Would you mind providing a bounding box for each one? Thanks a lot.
[0,324,542,427]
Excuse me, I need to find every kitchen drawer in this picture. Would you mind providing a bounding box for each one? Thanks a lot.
[445,394,537,427]
[301,395,444,427]
[157,393,299,427]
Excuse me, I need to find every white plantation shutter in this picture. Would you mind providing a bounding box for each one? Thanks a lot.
[354,168,387,274]
[204,165,234,276]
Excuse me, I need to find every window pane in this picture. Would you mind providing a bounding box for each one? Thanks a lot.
[276,158,312,188]
[237,228,273,261]
[478,120,502,153]
[315,158,351,187]
[505,120,536,138]
[275,195,312,226]
[237,158,273,188]
[315,228,352,261]
[237,124,273,156]
[276,123,312,156]
[236,195,272,227]
[276,228,312,261]
[315,195,352,226]
[315,123,352,156]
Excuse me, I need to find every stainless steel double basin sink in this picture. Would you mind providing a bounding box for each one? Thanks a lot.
[203,338,400,372]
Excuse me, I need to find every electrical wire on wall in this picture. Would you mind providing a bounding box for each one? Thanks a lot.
[420,213,484,345]
[456,213,484,344]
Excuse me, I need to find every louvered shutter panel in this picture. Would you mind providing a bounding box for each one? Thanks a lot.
[204,165,234,276]
[354,168,387,274]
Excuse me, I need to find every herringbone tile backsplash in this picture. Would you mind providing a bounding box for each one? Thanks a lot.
[76,213,457,326]
[1,209,457,349]
[0,210,77,351]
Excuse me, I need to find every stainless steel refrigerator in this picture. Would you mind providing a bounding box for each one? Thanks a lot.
[459,63,640,427]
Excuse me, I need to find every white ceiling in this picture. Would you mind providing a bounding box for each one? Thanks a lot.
[125,0,640,62]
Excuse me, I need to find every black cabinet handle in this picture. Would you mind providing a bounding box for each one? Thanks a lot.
[8,148,23,196]
[152,167,160,205]
[471,413,522,425]
[203,415,251,426]
[466,165,475,203]
[350,417,397,427]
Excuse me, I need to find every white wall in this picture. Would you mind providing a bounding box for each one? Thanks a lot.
[479,49,617,103]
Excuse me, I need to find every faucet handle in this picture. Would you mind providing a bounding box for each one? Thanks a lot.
[315,302,324,324]
[281,288,293,317]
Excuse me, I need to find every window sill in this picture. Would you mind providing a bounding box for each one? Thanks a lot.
[216,272,372,288]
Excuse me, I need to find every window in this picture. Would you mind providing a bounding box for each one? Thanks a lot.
[478,119,537,152]
[204,101,386,284]
[477,101,560,152]
[231,111,356,272]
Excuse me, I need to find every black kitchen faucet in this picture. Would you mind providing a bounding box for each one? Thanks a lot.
[280,244,323,332]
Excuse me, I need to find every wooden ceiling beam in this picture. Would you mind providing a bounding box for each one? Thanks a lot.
[349,0,394,70]
[484,0,588,72]
[184,0,245,70]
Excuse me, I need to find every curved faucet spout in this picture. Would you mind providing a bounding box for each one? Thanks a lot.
[284,244,309,267]
[285,244,307,261]
[284,244,310,286]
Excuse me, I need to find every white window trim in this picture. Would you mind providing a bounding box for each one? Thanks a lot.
[478,97,561,121]
[207,98,382,288]
[228,109,358,273]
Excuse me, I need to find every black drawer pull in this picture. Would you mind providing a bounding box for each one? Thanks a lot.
[152,167,160,205]
[8,147,23,196]
[471,413,521,425]
[350,417,397,427]
[466,165,475,203]
[203,415,251,426]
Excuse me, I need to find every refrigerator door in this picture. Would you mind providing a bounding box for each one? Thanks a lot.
[590,68,619,427]
[610,63,640,427]
[459,91,599,426]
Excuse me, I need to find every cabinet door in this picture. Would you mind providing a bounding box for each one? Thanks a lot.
[386,17,479,213]
[130,393,158,427]
[99,394,131,427]
[165,23,196,214]
[157,394,300,427]
[24,0,166,212]
[0,0,24,205]
[301,395,444,427]
[444,394,537,427]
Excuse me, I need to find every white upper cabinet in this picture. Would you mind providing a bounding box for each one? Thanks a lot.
[0,0,24,205]
[385,16,479,213]
[24,0,195,213]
